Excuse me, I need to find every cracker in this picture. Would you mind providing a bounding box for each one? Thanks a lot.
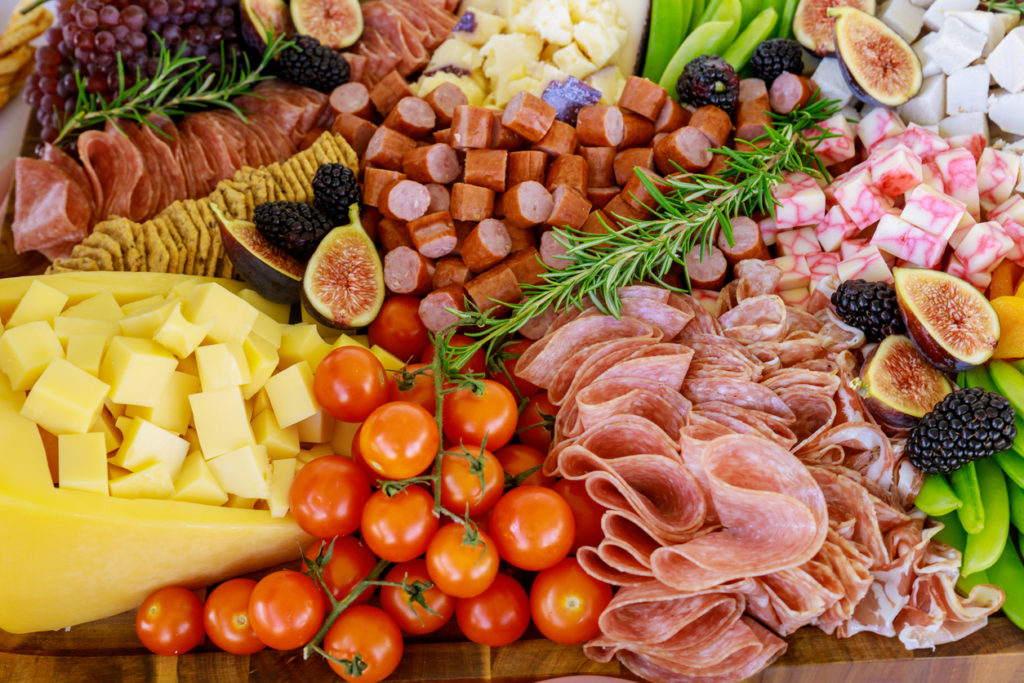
[164,201,199,275]
[216,253,234,279]
[279,162,308,202]
[81,231,124,271]
[291,149,319,188]
[194,202,222,277]
[71,244,114,271]
[183,200,213,277]
[154,214,183,274]
[265,163,288,197]
[57,255,100,272]
[142,221,169,273]
[0,44,32,77]
[219,184,250,219]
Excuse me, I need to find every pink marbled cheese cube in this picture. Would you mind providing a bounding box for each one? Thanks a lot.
[805,251,840,288]
[840,238,870,260]
[900,184,967,241]
[946,254,993,291]
[771,255,811,290]
[758,216,781,246]
[870,213,946,268]
[771,172,827,229]
[832,169,893,229]
[953,220,1014,273]
[808,113,856,165]
[934,148,981,219]
[891,124,951,161]
[947,134,987,163]
[869,144,923,197]
[977,148,1021,213]
[947,213,976,250]
[836,244,894,283]
[815,204,860,252]
[776,226,822,256]
[856,107,906,151]
[989,195,1024,225]
[779,287,811,307]
[997,218,1024,263]
[921,160,945,192]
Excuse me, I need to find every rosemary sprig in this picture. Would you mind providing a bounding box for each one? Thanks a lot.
[984,0,1024,13]
[447,95,842,368]
[53,31,294,146]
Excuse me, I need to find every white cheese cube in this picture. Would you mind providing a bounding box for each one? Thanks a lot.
[939,112,990,140]
[427,37,483,73]
[881,0,926,42]
[995,12,1021,34]
[947,10,1007,56]
[923,0,978,32]
[494,0,528,21]
[913,33,943,78]
[479,32,543,82]
[552,42,596,81]
[573,20,623,69]
[925,16,988,75]
[910,0,937,7]
[463,0,499,12]
[990,89,1024,136]
[899,73,946,125]
[513,0,574,46]
[454,10,507,47]
[987,27,1024,93]
[946,64,990,114]
[811,58,854,107]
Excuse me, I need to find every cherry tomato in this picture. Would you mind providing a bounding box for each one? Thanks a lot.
[360,401,439,479]
[489,486,575,571]
[422,333,486,375]
[289,455,371,539]
[203,579,265,655]
[379,559,455,635]
[136,586,204,656]
[530,557,612,644]
[368,295,429,362]
[248,570,325,651]
[455,573,530,647]
[388,362,436,412]
[315,346,389,422]
[361,485,439,563]
[553,478,606,553]
[443,379,518,450]
[439,449,504,516]
[517,391,556,452]
[425,522,500,599]
[348,424,381,483]
[303,536,377,606]
[324,604,404,683]
[488,339,539,399]
[495,444,556,488]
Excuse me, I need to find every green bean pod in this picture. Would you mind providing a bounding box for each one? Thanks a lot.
[1008,476,1024,532]
[689,0,707,32]
[952,461,985,534]
[740,0,762,25]
[722,8,778,70]
[777,0,798,39]
[697,0,723,26]
[658,20,737,95]
[985,537,1024,630]
[962,457,1009,576]
[643,0,686,82]
[914,473,963,516]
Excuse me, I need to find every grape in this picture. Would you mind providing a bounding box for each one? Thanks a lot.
[185,0,203,11]
[182,12,196,23]
[99,5,120,27]
[213,6,233,27]
[74,47,94,64]
[168,0,185,15]
[161,24,183,45]
[58,10,74,25]
[196,12,210,25]
[126,31,145,50]
[40,94,63,117]
[61,24,77,42]
[37,45,62,65]
[94,52,115,69]
[118,44,134,60]
[122,5,148,31]
[57,73,77,98]
[39,77,58,95]
[184,25,204,46]
[96,30,116,52]
[148,0,170,17]
[112,24,130,41]
[56,40,72,58]
[57,0,74,12]
[41,125,60,144]
[74,31,96,51]
[77,8,99,30]
[204,24,222,44]
[38,61,60,78]
[85,0,104,11]
[85,73,107,93]
[222,26,236,41]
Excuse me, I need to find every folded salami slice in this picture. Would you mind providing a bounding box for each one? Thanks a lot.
[545,414,681,477]
[718,294,789,344]
[569,377,692,441]
[11,158,91,254]
[683,377,795,421]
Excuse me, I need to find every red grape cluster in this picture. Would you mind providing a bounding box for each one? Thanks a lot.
[24,0,242,143]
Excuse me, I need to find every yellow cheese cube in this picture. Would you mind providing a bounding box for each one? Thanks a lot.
[90,409,122,453]
[172,451,229,506]
[241,334,279,400]
[296,448,322,468]
[62,292,124,320]
[279,324,331,370]
[223,494,259,509]
[118,295,162,316]
[331,333,368,351]
[119,299,176,339]
[370,344,405,372]
[21,358,109,435]
[7,280,69,327]
[264,361,319,428]
[297,409,335,444]
[100,336,178,407]
[305,444,335,459]
[196,342,252,392]
[53,316,119,344]
[65,334,110,376]
[153,303,214,358]
[253,409,300,460]
[57,433,108,496]
[240,289,291,323]
[330,421,361,458]
[268,458,297,518]
[125,371,200,435]
[177,354,198,376]
[184,427,201,452]
[250,311,283,347]
[108,462,175,500]
[0,321,64,390]
[206,444,271,499]
[185,283,259,344]
[109,416,190,479]
[189,386,255,458]
[105,397,125,418]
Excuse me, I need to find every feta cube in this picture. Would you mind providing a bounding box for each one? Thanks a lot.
[925,16,987,75]
[977,147,1021,212]
[934,147,981,218]
[913,32,943,78]
[949,10,1007,55]
[812,58,854,107]
[871,213,946,267]
[938,112,990,142]
[988,89,1024,136]
[901,183,967,239]
[923,0,979,32]
[857,107,907,150]
[946,64,990,115]
[898,74,945,126]
[881,0,926,42]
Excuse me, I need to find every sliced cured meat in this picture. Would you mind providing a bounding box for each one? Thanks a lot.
[692,402,798,450]
[351,0,456,85]
[778,389,838,449]
[39,143,97,225]
[762,368,841,395]
[683,378,795,420]
[547,336,659,405]
[545,414,681,477]
[672,292,723,338]
[11,158,91,253]
[77,128,145,221]
[569,377,692,441]
[718,294,788,344]
[734,258,781,298]
[686,334,762,381]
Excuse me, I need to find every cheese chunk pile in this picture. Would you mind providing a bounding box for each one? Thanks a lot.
[0,279,395,515]
[414,0,629,108]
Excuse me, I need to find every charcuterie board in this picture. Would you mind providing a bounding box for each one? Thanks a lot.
[0,116,46,279]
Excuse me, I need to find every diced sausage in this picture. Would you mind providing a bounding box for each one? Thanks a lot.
[502,91,557,143]
[450,105,494,149]
[507,225,536,251]
[331,113,378,157]
[464,264,522,314]
[706,153,730,177]
[450,182,495,221]
[493,192,505,219]
[716,215,769,264]
[621,170,669,214]
[503,181,554,229]
[407,210,458,258]
[364,127,417,171]
[378,218,413,251]
[581,210,612,237]
[363,168,406,207]
[532,120,578,158]
[613,148,655,187]
[491,120,524,150]
[402,143,461,184]
[620,111,655,148]
[361,206,381,243]
[418,285,466,334]
[539,230,572,270]
[369,70,414,115]
[462,218,512,272]
[383,97,437,139]
[504,247,547,285]
[425,183,451,214]
[434,128,452,145]
[587,186,621,210]
[384,246,435,295]
[576,106,625,147]
[735,96,772,142]
[464,149,509,193]
[546,155,588,196]
[433,257,472,289]
[379,179,431,222]
[654,127,712,174]
[739,78,768,104]
[689,105,732,148]
[684,245,728,290]
[579,146,616,187]
[654,98,690,134]
[618,76,668,121]
[330,82,375,119]
[507,150,547,185]
[602,195,649,228]
[423,82,468,127]
[769,73,817,114]
[546,185,592,229]
[452,220,474,256]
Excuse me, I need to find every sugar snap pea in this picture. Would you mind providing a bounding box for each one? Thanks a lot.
[697,0,723,26]
[914,473,963,516]
[740,0,762,25]
[989,360,1024,415]
[962,457,1009,575]
[643,0,686,82]
[1009,477,1024,532]
[985,537,1024,630]
[952,461,985,534]
[722,8,778,70]
[778,0,798,39]
[933,512,991,594]
[996,443,1024,490]
[689,0,707,32]
[658,20,738,95]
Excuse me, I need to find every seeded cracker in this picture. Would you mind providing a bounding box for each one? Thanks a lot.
[58,256,100,272]
[183,200,213,276]
[194,201,222,277]
[279,162,308,202]
[81,231,124,271]
[286,155,316,198]
[70,243,114,271]
[154,215,183,274]
[97,217,141,271]
[218,183,251,219]
[266,163,290,199]
[143,221,169,273]
[165,201,199,275]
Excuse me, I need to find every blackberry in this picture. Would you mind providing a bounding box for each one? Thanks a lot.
[831,279,906,342]
[906,387,1016,474]
[276,35,350,92]
[676,55,740,115]
[312,164,361,227]
[749,39,804,87]
[253,201,332,261]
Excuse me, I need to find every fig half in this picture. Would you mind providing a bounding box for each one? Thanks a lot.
[291,0,363,50]
[793,0,875,56]
[830,6,922,107]
[240,0,294,52]
[856,335,953,428]
[894,268,1000,372]
[211,203,304,304]
[301,204,384,329]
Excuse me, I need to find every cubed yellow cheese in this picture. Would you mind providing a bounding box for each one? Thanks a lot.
[264,361,319,428]
[100,336,178,407]
[267,458,297,518]
[240,290,291,324]
[53,316,119,344]
[125,371,200,435]
[153,303,214,358]
[90,409,122,453]
[458,10,507,46]
[105,397,124,418]
[118,295,163,316]
[250,311,283,348]
[0,321,64,391]
[279,324,331,370]
[330,421,361,458]
[427,37,484,74]
[109,416,189,480]
[370,344,405,372]
[299,307,343,345]
[297,409,335,444]
[21,358,109,435]
[184,427,200,452]
[513,0,573,45]
[65,334,110,376]
[57,292,122,321]
[331,333,368,351]
[251,387,271,416]
[586,65,626,105]
[253,409,300,460]
[119,299,176,338]
[7,280,69,327]
[305,443,335,458]
[177,354,198,376]
[223,494,259,509]
[58,433,108,496]
[185,283,259,344]
[189,386,255,458]
[108,462,175,500]
[172,451,228,506]
[480,33,542,83]
[414,71,486,106]
[572,20,625,69]
[240,334,279,400]
[206,444,271,499]
[195,342,252,392]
